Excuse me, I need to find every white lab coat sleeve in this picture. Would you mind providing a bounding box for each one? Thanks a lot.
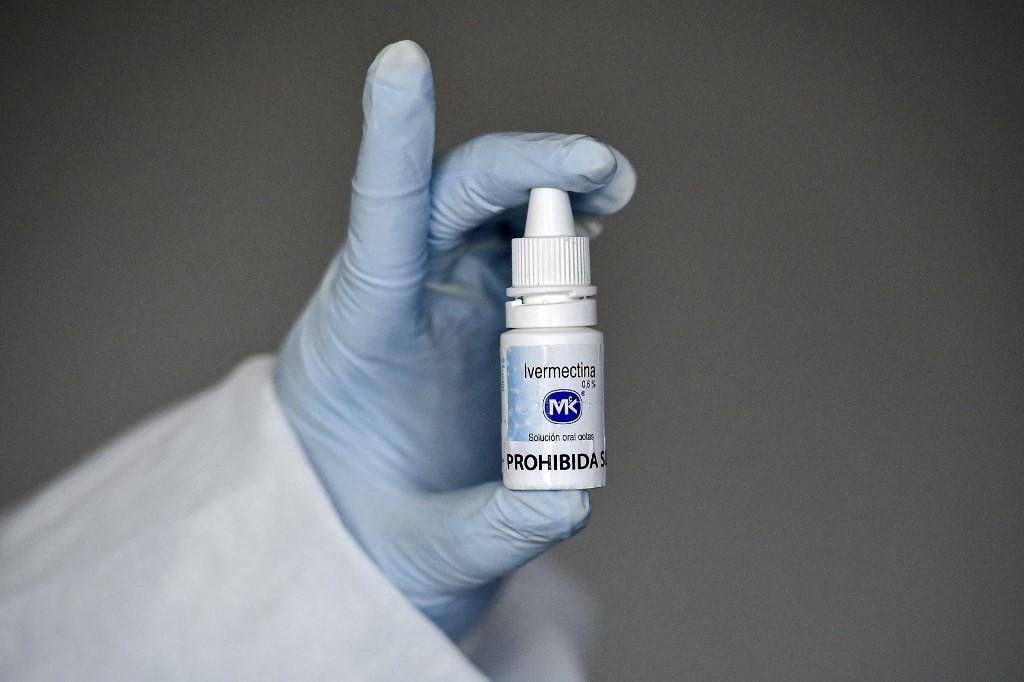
[0,357,593,681]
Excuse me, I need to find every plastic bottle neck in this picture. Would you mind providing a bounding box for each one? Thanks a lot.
[505,284,597,328]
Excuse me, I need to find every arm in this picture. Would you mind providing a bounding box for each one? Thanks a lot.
[0,359,482,680]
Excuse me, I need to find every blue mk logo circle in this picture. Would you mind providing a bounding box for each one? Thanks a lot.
[542,389,583,424]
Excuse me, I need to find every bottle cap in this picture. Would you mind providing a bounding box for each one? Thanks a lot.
[511,188,591,287]
[506,188,597,328]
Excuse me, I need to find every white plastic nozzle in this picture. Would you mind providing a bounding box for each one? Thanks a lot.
[524,187,576,237]
[511,188,591,288]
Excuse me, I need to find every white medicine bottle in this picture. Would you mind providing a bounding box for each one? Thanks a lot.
[501,188,606,490]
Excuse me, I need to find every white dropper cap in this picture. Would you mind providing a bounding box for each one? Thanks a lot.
[507,188,597,328]
[511,188,591,287]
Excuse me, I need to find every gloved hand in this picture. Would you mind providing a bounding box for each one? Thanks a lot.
[274,40,636,639]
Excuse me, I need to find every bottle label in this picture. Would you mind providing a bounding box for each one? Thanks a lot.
[501,343,606,489]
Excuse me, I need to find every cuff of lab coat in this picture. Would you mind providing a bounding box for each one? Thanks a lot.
[1,356,485,680]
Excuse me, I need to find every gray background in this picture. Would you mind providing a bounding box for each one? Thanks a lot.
[3,1,1023,678]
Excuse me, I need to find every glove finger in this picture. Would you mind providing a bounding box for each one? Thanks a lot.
[428,132,637,253]
[413,483,592,606]
[333,40,435,328]
[572,145,637,215]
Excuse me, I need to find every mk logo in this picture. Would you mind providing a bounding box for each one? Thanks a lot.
[543,389,583,424]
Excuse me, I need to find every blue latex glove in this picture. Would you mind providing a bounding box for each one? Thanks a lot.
[275,40,636,638]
